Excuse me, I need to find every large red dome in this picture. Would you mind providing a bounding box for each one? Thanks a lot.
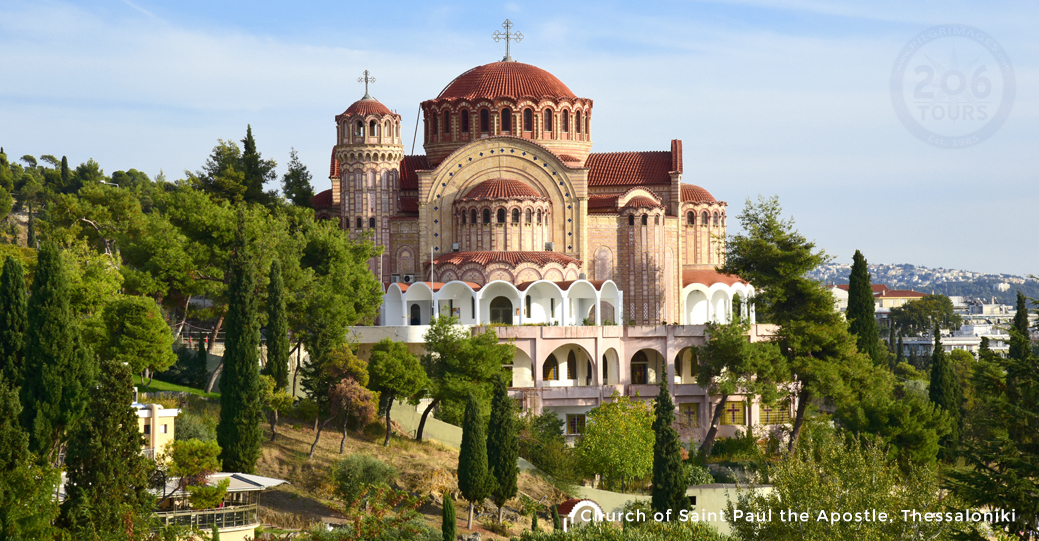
[343,97,392,116]
[436,62,576,101]
[459,178,546,201]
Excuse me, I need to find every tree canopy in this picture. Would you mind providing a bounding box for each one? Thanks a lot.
[576,392,654,492]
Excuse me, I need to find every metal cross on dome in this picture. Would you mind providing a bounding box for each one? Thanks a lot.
[358,70,375,99]
[492,19,523,62]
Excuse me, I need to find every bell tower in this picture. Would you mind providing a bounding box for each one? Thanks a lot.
[333,70,404,283]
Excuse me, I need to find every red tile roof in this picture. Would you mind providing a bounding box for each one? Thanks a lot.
[682,268,747,288]
[556,499,587,517]
[586,151,674,186]
[431,251,582,268]
[392,281,482,293]
[587,195,619,210]
[311,189,333,207]
[435,62,577,101]
[516,280,609,292]
[342,97,393,116]
[458,178,547,201]
[681,183,716,203]
[557,154,582,164]
[399,196,418,213]
[400,155,428,190]
[624,195,664,209]
[329,149,339,179]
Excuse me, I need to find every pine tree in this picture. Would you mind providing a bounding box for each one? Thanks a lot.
[20,242,95,462]
[928,326,962,462]
[0,256,28,383]
[59,358,155,536]
[458,393,493,530]
[847,250,883,366]
[487,375,518,524]
[0,376,60,539]
[441,495,456,541]
[651,366,687,515]
[281,148,315,207]
[264,260,290,391]
[216,215,263,474]
[240,125,276,205]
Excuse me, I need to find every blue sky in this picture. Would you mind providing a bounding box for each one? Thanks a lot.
[1,0,1036,275]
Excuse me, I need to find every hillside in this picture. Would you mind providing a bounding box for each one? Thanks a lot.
[809,262,1039,304]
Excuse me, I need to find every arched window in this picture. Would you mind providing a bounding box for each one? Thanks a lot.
[523,108,533,131]
[544,109,553,131]
[641,215,648,226]
[526,208,532,223]
[355,121,363,136]
[410,304,421,325]
[356,217,362,229]
[461,110,470,133]
[497,208,506,223]
[536,209,542,224]
[471,209,478,224]
[501,108,512,133]
[512,208,520,223]
[631,350,648,385]
[525,295,532,318]
[461,212,466,225]
[562,112,569,132]
[480,109,490,132]
[628,215,635,226]
[369,120,378,136]
[687,211,695,225]
[369,217,376,228]
[575,111,582,133]
[385,121,390,137]
[602,354,608,383]
[713,212,719,226]
[543,355,559,381]
[483,209,491,224]
[566,351,577,380]
[654,215,660,225]
[430,115,437,136]
[443,111,451,134]
[490,296,513,324]
[701,211,709,227]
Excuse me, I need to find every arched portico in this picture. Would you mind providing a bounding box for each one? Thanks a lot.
[478,281,522,325]
[601,347,620,385]
[629,348,664,385]
[542,344,595,387]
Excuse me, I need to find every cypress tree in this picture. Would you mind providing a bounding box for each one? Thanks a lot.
[487,376,518,524]
[552,505,561,531]
[531,510,538,532]
[263,260,289,391]
[651,367,687,515]
[0,257,27,383]
[847,250,883,366]
[216,215,263,474]
[20,242,95,462]
[441,495,456,541]
[193,331,209,389]
[59,358,154,535]
[1008,291,1030,362]
[26,209,36,248]
[928,326,962,462]
[60,156,69,186]
[457,393,493,530]
[896,334,904,366]
[0,375,60,539]
[211,523,221,541]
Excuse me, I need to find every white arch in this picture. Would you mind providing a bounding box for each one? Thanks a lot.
[563,280,599,326]
[434,281,479,324]
[477,280,523,325]
[523,281,566,325]
[402,282,434,325]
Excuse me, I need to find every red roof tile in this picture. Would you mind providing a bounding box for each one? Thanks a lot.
[342,97,393,116]
[556,499,586,517]
[587,195,619,210]
[311,189,333,208]
[435,62,577,101]
[681,183,716,203]
[392,281,482,293]
[399,196,418,213]
[516,280,609,292]
[400,155,428,190]
[586,151,674,187]
[624,195,664,209]
[557,154,582,164]
[458,178,547,201]
[682,268,747,288]
[431,251,582,268]
[329,149,339,179]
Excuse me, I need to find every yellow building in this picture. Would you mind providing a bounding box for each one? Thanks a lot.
[135,402,179,459]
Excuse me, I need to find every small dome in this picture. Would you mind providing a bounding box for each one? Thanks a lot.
[459,178,547,201]
[681,183,716,203]
[343,97,393,116]
[436,62,576,101]
[624,195,664,209]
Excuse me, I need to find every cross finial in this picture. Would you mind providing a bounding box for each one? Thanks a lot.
[492,19,523,62]
[358,70,375,99]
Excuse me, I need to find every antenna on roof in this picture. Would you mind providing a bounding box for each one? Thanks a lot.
[492,19,523,62]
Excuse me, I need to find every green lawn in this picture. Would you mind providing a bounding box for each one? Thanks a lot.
[133,375,220,400]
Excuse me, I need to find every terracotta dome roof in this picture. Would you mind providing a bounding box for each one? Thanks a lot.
[458,178,547,201]
[624,195,664,209]
[681,183,716,203]
[436,62,576,101]
[432,251,581,268]
[343,97,392,116]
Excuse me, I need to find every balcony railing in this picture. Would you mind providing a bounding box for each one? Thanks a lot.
[155,503,258,530]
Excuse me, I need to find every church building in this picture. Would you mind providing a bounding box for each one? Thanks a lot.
[313,25,784,441]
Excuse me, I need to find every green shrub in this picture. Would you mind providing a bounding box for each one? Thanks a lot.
[330,454,397,508]
[516,519,727,540]
[175,411,217,442]
[685,463,714,486]
[709,429,761,461]
[289,398,319,424]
